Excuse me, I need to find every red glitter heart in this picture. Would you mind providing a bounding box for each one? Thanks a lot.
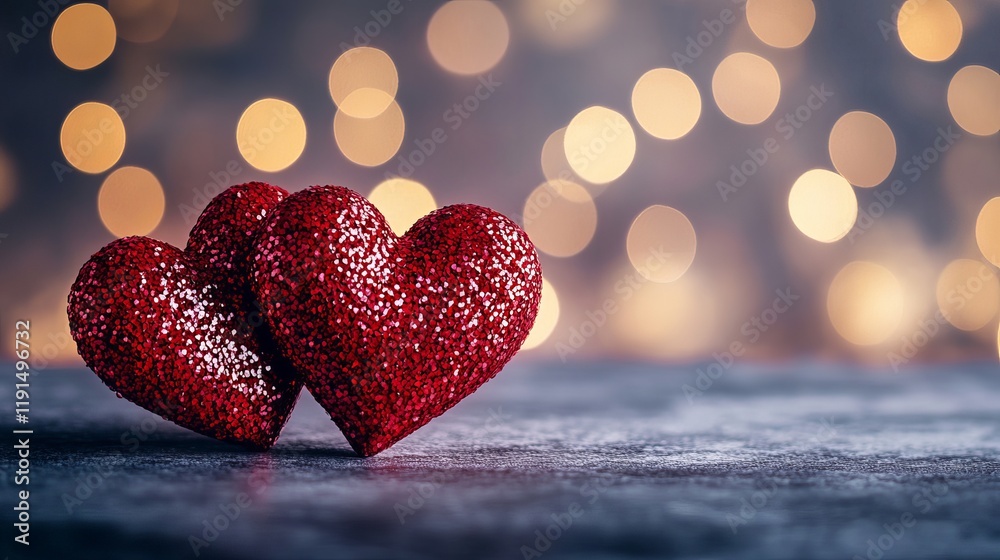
[252,186,542,456]
[68,183,302,449]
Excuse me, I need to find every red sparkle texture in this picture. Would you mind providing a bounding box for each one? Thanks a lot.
[68,183,542,456]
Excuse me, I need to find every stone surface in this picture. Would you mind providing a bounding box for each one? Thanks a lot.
[3,361,999,559]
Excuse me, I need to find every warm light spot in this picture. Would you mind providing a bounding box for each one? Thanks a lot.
[711,53,781,125]
[631,68,701,140]
[788,169,857,243]
[626,205,697,283]
[108,0,178,43]
[334,99,405,167]
[827,261,905,346]
[0,147,16,212]
[519,0,612,48]
[60,102,126,174]
[746,0,816,48]
[975,198,1000,267]
[897,0,962,62]
[563,106,636,184]
[52,3,117,70]
[948,65,1000,136]
[936,259,999,331]
[368,178,437,236]
[829,111,897,188]
[523,180,597,257]
[236,98,307,172]
[541,128,581,183]
[98,166,165,238]
[522,278,560,350]
[614,270,717,360]
[427,0,510,75]
[328,47,398,118]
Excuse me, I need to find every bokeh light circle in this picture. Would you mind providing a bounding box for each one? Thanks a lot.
[334,99,405,167]
[427,0,510,75]
[52,3,117,70]
[746,0,816,48]
[947,65,1000,136]
[236,98,307,172]
[368,178,437,236]
[711,53,781,125]
[827,261,905,346]
[828,111,897,188]
[626,205,697,283]
[523,180,597,257]
[522,278,560,350]
[631,68,702,140]
[788,169,858,243]
[975,198,1000,266]
[97,166,165,238]
[563,106,636,184]
[60,102,127,174]
[329,47,398,118]
[936,258,1000,331]
[897,0,962,62]
[0,147,16,212]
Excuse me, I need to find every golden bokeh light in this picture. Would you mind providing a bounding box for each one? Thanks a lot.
[51,3,117,70]
[947,65,1000,136]
[328,47,399,118]
[0,147,15,212]
[60,102,126,174]
[108,0,179,43]
[236,98,307,172]
[541,127,585,184]
[746,0,816,48]
[368,178,437,236]
[788,169,858,243]
[626,205,697,283]
[563,106,636,184]
[936,259,999,331]
[523,180,597,257]
[631,68,702,140]
[827,261,905,346]
[522,278,560,350]
[334,98,405,167]
[98,166,165,238]
[897,0,962,62]
[427,0,510,75]
[711,53,781,125]
[519,0,612,48]
[828,111,897,188]
[613,270,718,360]
[975,198,1000,267]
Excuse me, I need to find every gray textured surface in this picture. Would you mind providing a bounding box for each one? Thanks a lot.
[2,361,1000,560]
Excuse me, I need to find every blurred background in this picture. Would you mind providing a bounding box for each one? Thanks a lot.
[1,0,999,370]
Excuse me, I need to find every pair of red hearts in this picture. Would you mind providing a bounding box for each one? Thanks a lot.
[68,183,542,456]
